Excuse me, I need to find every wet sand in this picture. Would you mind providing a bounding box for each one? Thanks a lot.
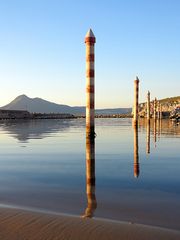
[0,207,179,240]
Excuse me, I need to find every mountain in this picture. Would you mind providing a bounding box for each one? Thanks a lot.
[1,95,84,114]
[1,95,131,115]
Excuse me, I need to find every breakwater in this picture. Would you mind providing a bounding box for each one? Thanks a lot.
[0,110,75,120]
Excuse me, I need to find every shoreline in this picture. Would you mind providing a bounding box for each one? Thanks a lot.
[0,205,179,240]
[0,203,178,232]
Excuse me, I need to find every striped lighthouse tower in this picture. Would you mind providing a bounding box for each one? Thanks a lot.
[157,101,160,120]
[85,29,96,138]
[154,98,157,120]
[160,103,162,119]
[147,91,150,120]
[133,77,140,126]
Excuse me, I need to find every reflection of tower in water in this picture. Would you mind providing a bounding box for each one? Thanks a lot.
[82,136,97,218]
[154,119,157,145]
[157,102,160,138]
[146,120,150,154]
[157,118,160,138]
[133,125,139,178]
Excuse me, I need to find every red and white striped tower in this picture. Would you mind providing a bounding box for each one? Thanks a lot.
[154,98,157,120]
[133,77,140,126]
[157,101,160,120]
[153,100,157,145]
[147,91,150,120]
[159,102,162,119]
[85,29,96,137]
[160,103,162,119]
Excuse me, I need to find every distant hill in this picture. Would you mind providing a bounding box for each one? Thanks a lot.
[1,95,131,115]
[139,95,180,117]
[158,96,180,104]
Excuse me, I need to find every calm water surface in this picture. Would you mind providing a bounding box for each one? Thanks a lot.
[0,118,179,230]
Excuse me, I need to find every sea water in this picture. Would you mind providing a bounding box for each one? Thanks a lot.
[0,118,179,230]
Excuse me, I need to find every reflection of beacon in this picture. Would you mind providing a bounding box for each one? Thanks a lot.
[133,77,140,126]
[85,29,96,137]
[146,120,150,154]
[133,125,139,178]
[154,118,157,145]
[82,136,97,218]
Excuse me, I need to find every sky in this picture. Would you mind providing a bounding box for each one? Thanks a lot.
[0,0,179,108]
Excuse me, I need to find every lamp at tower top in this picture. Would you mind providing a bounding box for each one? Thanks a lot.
[85,29,96,43]
[135,76,139,82]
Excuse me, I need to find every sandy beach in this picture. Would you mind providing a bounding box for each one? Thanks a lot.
[0,207,179,240]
